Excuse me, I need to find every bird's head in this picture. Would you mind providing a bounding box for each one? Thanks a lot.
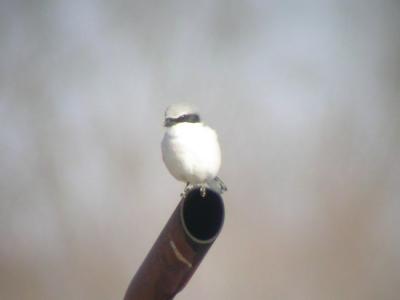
[164,103,201,127]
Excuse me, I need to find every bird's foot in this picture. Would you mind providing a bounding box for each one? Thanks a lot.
[181,183,208,198]
[181,183,194,199]
[214,176,227,193]
[205,177,227,195]
[200,185,206,198]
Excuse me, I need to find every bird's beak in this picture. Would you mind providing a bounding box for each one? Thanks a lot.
[164,118,172,127]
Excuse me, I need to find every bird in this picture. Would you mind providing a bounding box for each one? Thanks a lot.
[161,103,227,197]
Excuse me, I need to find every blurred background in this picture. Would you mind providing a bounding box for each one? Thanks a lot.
[1,1,400,299]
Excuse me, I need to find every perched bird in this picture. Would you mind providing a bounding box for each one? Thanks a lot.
[161,103,227,197]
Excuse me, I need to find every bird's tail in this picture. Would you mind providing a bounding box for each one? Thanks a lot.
[207,176,227,194]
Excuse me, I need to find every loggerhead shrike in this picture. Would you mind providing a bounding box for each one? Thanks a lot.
[161,103,227,197]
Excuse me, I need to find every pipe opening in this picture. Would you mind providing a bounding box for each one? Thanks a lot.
[181,188,225,244]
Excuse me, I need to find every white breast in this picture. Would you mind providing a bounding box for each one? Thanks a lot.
[161,122,221,184]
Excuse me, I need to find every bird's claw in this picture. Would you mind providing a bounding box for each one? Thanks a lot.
[181,183,207,198]
[181,183,193,199]
[200,185,206,198]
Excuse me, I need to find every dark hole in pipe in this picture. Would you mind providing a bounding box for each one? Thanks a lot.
[181,188,224,242]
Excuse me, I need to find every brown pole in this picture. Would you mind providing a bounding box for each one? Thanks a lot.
[123,188,225,300]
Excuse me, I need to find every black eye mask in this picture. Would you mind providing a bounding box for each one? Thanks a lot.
[165,113,201,127]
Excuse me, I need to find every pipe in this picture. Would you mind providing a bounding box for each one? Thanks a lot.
[123,188,225,300]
